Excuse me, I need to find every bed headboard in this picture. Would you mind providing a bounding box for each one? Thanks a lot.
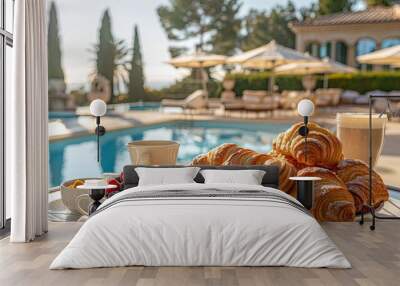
[122,165,280,190]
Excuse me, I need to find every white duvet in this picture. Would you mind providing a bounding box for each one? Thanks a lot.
[50,183,351,269]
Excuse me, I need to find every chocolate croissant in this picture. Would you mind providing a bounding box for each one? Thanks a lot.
[336,159,388,213]
[297,167,355,222]
[273,122,344,168]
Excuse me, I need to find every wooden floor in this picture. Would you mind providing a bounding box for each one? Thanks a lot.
[0,221,399,286]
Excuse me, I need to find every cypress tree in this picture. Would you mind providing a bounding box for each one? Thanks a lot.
[48,1,64,80]
[128,25,146,102]
[96,9,115,100]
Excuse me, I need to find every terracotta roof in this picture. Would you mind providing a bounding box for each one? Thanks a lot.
[292,5,400,27]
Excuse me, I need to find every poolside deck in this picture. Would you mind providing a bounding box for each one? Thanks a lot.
[49,106,400,187]
[49,105,373,141]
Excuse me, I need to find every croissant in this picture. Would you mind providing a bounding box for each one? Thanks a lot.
[192,144,297,195]
[190,153,210,165]
[224,148,274,165]
[191,143,241,165]
[262,156,298,196]
[269,150,308,171]
[297,167,355,222]
[273,122,343,168]
[225,151,297,195]
[336,159,388,213]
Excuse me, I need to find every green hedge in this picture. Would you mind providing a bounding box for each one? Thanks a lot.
[156,77,222,100]
[225,72,302,96]
[320,72,400,94]
[225,71,400,96]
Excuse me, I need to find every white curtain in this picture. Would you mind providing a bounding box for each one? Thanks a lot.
[7,0,48,242]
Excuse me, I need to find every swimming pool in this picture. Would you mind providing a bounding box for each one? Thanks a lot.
[128,102,161,111]
[49,120,290,187]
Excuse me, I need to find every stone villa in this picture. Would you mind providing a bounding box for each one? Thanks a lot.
[290,5,400,69]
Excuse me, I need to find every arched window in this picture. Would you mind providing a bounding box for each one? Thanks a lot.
[356,38,376,70]
[319,42,332,59]
[381,38,400,70]
[335,41,347,64]
[305,42,320,58]
[382,38,400,49]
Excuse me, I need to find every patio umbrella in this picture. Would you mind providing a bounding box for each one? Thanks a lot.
[167,50,226,99]
[357,44,400,65]
[275,58,357,88]
[227,40,316,93]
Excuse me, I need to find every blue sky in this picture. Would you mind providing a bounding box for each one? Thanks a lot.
[53,0,315,89]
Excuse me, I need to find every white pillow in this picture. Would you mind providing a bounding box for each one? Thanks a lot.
[135,167,200,186]
[200,169,266,185]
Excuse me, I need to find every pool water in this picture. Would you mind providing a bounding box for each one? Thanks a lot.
[128,102,161,111]
[49,120,290,187]
[49,111,77,119]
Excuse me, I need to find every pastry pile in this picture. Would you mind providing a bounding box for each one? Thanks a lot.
[192,143,298,197]
[191,122,389,221]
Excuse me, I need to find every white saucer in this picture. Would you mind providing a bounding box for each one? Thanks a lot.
[289,176,321,181]
[77,184,118,190]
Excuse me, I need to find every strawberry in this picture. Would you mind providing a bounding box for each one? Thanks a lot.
[106,178,121,196]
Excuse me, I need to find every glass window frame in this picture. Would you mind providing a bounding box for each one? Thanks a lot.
[305,42,321,58]
[356,38,376,71]
[0,0,14,231]
[335,41,348,65]
[319,42,332,59]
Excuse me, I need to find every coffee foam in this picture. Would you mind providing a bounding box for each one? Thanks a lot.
[337,113,387,129]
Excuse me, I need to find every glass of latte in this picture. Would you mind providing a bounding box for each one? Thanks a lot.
[337,113,387,167]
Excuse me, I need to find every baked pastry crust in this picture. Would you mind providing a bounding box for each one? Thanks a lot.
[273,122,344,168]
[191,144,297,195]
[336,159,389,213]
[191,122,389,221]
[191,143,240,166]
[298,167,355,221]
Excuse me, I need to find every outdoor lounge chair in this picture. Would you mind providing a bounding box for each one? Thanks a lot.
[222,97,244,110]
[373,91,400,114]
[315,89,331,107]
[222,100,245,116]
[341,90,359,104]
[357,90,387,105]
[161,90,208,109]
[221,90,236,102]
[242,90,268,102]
[244,96,278,112]
[327,88,342,106]
[315,88,342,107]
[280,91,308,110]
[241,90,278,114]
[220,91,244,114]
[388,91,400,99]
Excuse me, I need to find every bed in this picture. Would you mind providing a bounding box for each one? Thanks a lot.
[50,165,351,269]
